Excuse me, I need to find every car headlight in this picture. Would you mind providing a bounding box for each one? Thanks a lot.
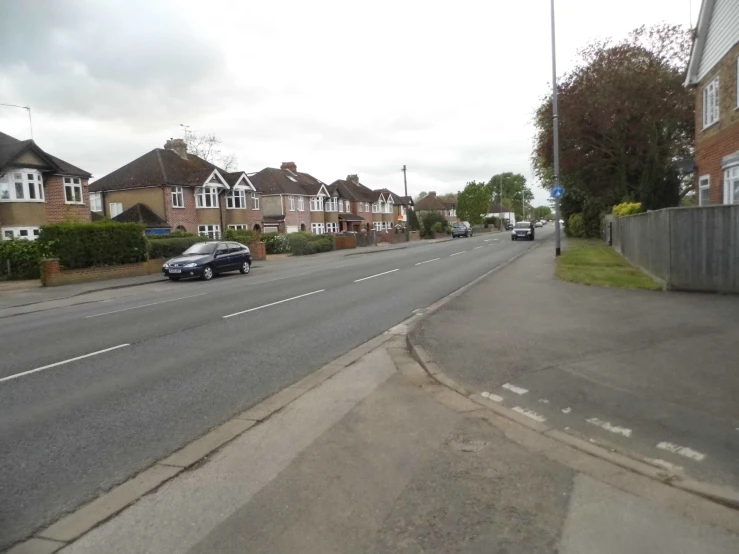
[162,263,168,268]
[183,262,197,268]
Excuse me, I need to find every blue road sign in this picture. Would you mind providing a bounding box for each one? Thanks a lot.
[551,185,564,199]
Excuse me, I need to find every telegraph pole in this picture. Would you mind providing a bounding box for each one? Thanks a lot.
[551,0,562,256]
[402,165,410,240]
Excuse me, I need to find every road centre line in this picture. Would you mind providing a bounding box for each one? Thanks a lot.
[223,289,325,318]
[415,258,440,266]
[502,383,528,395]
[0,344,130,384]
[354,269,400,282]
[85,293,209,318]
[474,246,485,250]
[484,239,491,242]
[449,251,466,257]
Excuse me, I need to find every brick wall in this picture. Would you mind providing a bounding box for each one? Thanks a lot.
[250,241,266,261]
[41,258,165,287]
[694,41,739,204]
[163,186,198,232]
[45,176,92,223]
[282,196,311,231]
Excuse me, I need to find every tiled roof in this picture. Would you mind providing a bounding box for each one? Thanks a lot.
[249,165,326,196]
[414,193,447,211]
[89,148,221,192]
[112,203,171,228]
[0,131,91,178]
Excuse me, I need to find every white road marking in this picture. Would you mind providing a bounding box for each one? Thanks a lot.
[586,417,632,437]
[85,293,209,318]
[449,251,466,257]
[353,269,400,282]
[484,239,491,242]
[415,258,440,266]
[512,406,547,422]
[562,407,572,414]
[474,246,485,250]
[481,391,503,402]
[222,289,325,318]
[0,344,130,384]
[656,442,706,461]
[647,458,684,472]
[502,383,528,395]
[538,398,550,404]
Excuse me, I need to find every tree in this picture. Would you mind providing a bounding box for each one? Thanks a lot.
[532,24,693,223]
[438,193,457,203]
[407,208,420,231]
[181,125,239,171]
[486,172,533,210]
[414,191,428,203]
[457,181,489,224]
[534,206,553,220]
[420,212,449,238]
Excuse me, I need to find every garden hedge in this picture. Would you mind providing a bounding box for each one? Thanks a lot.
[148,235,209,259]
[0,240,48,280]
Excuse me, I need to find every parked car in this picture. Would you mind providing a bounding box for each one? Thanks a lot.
[506,222,514,231]
[535,221,543,228]
[511,221,535,241]
[163,241,252,281]
[452,221,473,238]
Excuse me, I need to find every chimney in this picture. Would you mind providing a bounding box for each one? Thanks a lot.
[280,161,297,173]
[428,191,436,196]
[164,138,188,160]
[347,174,359,184]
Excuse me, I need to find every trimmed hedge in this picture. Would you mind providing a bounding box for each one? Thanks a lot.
[224,228,259,245]
[288,232,335,256]
[263,233,290,254]
[38,221,148,270]
[0,240,49,280]
[612,202,642,217]
[148,235,209,259]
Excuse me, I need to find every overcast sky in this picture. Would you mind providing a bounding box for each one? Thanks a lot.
[0,0,696,206]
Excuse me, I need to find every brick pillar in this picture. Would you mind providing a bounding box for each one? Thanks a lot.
[250,241,266,261]
[41,259,61,287]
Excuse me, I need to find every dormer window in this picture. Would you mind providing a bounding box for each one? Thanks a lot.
[0,169,45,202]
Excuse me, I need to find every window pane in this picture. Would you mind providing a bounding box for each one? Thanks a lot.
[14,173,22,180]
[39,183,44,200]
[27,174,34,180]
[74,187,81,202]
[28,182,36,199]
[4,230,13,239]
[15,182,24,199]
[0,182,9,199]
[33,229,40,236]
[65,186,73,202]
[64,177,70,184]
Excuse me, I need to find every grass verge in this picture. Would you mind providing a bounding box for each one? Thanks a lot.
[556,239,661,290]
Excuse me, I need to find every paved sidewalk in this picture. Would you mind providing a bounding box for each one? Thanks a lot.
[19,339,738,554]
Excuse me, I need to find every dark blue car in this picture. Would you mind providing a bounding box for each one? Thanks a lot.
[163,241,252,281]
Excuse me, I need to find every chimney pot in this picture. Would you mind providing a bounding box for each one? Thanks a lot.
[164,138,188,160]
[347,174,359,184]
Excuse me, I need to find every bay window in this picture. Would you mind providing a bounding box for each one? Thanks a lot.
[198,224,221,239]
[325,222,338,233]
[325,197,338,212]
[311,222,324,234]
[2,226,40,240]
[196,186,219,208]
[0,169,45,202]
[227,188,246,209]
[310,196,323,211]
[64,177,83,204]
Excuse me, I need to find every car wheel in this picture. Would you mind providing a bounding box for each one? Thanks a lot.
[168,276,180,281]
[240,261,251,275]
[201,265,214,281]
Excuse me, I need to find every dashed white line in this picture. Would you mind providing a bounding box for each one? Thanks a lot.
[449,251,466,257]
[502,383,528,395]
[415,258,440,266]
[586,417,632,438]
[354,269,400,282]
[481,391,503,402]
[484,239,491,242]
[538,398,550,404]
[85,293,209,318]
[222,289,325,318]
[0,344,130,383]
[656,442,706,461]
[474,246,485,250]
[562,407,572,414]
[512,406,547,422]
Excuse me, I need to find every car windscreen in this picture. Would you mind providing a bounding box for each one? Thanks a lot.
[452,223,465,228]
[182,243,216,255]
[514,223,530,229]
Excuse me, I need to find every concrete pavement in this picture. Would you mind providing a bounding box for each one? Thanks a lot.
[14,338,738,554]
[411,237,739,492]
[0,228,530,551]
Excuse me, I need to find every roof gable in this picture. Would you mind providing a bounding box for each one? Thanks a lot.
[685,0,739,85]
[414,193,446,211]
[0,131,90,177]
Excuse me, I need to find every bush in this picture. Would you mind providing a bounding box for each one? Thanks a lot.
[612,202,642,217]
[148,235,209,259]
[567,213,585,238]
[430,221,442,234]
[263,233,290,254]
[148,230,198,239]
[38,221,148,270]
[288,232,335,256]
[420,212,449,238]
[224,228,259,244]
[0,240,49,280]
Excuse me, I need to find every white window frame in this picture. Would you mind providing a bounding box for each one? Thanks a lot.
[63,176,84,204]
[195,186,219,208]
[297,196,305,211]
[325,222,338,233]
[109,202,123,217]
[1,169,45,203]
[386,199,394,213]
[699,175,711,206]
[226,188,246,209]
[325,197,338,212]
[288,196,295,211]
[703,77,719,129]
[2,226,40,240]
[723,165,739,204]
[310,196,323,211]
[372,202,379,213]
[228,224,249,230]
[311,222,325,234]
[198,224,221,239]
[358,202,363,213]
[172,186,184,208]
[251,192,259,210]
[89,192,102,212]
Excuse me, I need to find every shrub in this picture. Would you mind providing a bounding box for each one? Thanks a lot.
[224,228,259,245]
[288,232,335,256]
[38,221,148,270]
[430,221,442,234]
[612,202,642,217]
[420,212,449,238]
[263,233,290,254]
[567,213,585,238]
[148,235,209,259]
[0,240,49,280]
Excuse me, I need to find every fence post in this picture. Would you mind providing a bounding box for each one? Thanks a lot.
[608,222,612,246]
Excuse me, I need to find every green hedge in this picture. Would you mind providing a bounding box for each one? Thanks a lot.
[0,240,49,280]
[567,214,585,238]
[224,228,259,245]
[148,235,208,259]
[612,202,642,217]
[288,232,335,256]
[38,221,148,270]
[263,233,290,254]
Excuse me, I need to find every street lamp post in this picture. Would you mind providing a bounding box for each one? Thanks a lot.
[551,0,562,256]
[402,165,409,241]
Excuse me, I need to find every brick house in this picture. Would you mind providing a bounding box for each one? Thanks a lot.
[685,0,739,205]
[413,191,458,223]
[89,139,261,238]
[0,131,92,239]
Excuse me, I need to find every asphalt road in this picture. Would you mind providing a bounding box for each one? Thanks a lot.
[0,228,551,550]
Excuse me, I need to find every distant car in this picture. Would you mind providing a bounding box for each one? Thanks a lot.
[512,221,535,241]
[535,221,543,228]
[452,221,473,238]
[506,222,514,231]
[163,241,252,281]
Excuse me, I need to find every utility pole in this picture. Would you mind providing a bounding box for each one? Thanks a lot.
[551,0,562,256]
[402,165,409,241]
[499,174,504,231]
[1,103,33,139]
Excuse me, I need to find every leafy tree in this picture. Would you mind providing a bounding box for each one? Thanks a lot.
[438,192,458,203]
[457,181,489,224]
[534,206,553,220]
[532,24,693,216]
[407,208,420,231]
[414,191,428,203]
[181,124,239,171]
[420,212,449,238]
[486,173,533,211]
